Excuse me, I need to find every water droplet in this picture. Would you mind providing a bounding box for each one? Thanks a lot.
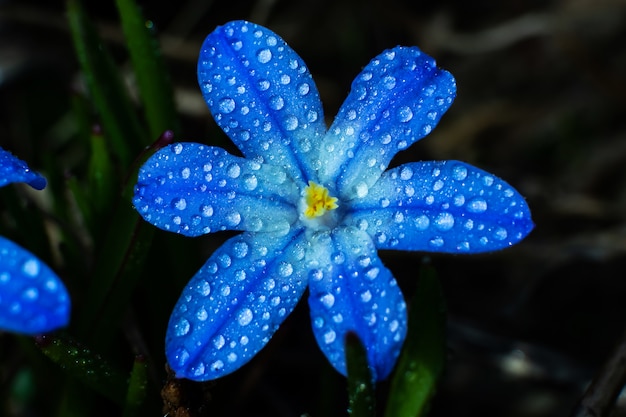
[197,280,211,296]
[210,360,224,371]
[227,352,238,363]
[23,287,38,301]
[238,308,253,326]
[269,95,284,110]
[278,262,293,277]
[173,198,187,210]
[264,278,276,291]
[218,98,235,114]
[280,74,291,85]
[314,316,324,328]
[226,211,241,226]
[390,320,399,332]
[227,163,241,178]
[355,182,369,198]
[192,363,205,377]
[454,194,465,206]
[197,307,208,321]
[307,110,318,122]
[494,227,508,240]
[309,269,323,282]
[257,48,272,63]
[433,180,444,191]
[365,267,380,280]
[332,252,345,265]
[175,318,190,336]
[298,83,310,95]
[400,166,413,180]
[181,167,191,179]
[360,290,372,302]
[258,79,270,91]
[382,75,396,89]
[232,241,249,258]
[452,164,468,181]
[321,293,335,308]
[483,176,494,186]
[201,205,213,217]
[22,259,39,277]
[173,143,183,154]
[434,212,455,231]
[284,116,298,131]
[397,106,413,122]
[429,237,444,247]
[480,236,489,245]
[240,336,249,345]
[467,198,488,213]
[220,285,231,296]
[324,330,336,344]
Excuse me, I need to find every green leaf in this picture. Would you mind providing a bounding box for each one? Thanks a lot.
[115,0,180,139]
[384,264,446,417]
[122,355,149,417]
[35,334,127,405]
[78,132,174,349]
[346,332,376,417]
[66,0,147,169]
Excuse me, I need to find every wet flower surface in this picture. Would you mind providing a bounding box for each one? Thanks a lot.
[133,20,533,381]
[0,147,70,335]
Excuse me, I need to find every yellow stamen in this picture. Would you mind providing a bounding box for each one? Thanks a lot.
[303,181,338,218]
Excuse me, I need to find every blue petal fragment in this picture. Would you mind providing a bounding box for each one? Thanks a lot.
[133,142,301,236]
[318,47,456,200]
[307,227,407,381]
[346,161,534,253]
[0,147,46,190]
[0,236,70,334]
[198,20,326,181]
[166,229,309,381]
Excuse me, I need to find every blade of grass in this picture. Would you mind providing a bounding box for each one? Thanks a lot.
[35,334,127,405]
[122,355,149,417]
[115,0,180,139]
[384,264,446,417]
[346,332,376,417]
[66,0,147,168]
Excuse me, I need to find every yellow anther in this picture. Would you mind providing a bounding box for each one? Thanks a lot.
[303,181,338,218]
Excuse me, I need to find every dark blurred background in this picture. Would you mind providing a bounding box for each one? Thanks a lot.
[1,0,625,416]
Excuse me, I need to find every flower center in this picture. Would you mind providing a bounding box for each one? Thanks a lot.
[302,181,338,219]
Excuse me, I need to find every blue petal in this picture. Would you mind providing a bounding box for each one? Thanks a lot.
[0,236,70,334]
[198,20,326,181]
[317,47,456,200]
[307,227,407,380]
[0,147,46,190]
[133,142,301,236]
[166,229,309,381]
[346,161,534,253]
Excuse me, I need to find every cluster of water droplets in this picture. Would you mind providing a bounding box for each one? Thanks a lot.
[0,238,69,334]
[305,228,407,378]
[133,143,302,238]
[319,46,457,198]
[166,231,310,380]
[197,20,325,177]
[348,160,532,253]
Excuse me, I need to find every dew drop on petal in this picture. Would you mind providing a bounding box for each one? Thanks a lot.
[218,98,235,114]
[238,308,253,326]
[210,360,224,371]
[22,259,39,277]
[320,293,335,308]
[257,48,272,63]
[429,237,444,247]
[324,330,336,344]
[175,318,190,336]
[278,262,293,277]
[467,198,488,213]
[397,106,413,122]
[452,164,468,181]
[227,163,241,178]
[434,212,455,231]
[494,227,508,240]
[284,116,299,131]
[415,215,430,230]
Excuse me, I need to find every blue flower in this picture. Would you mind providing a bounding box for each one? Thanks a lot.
[133,20,533,381]
[0,147,71,335]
